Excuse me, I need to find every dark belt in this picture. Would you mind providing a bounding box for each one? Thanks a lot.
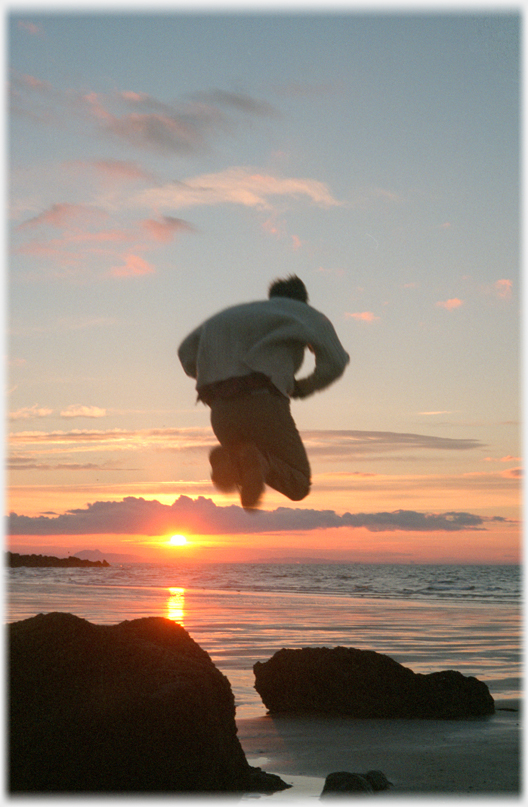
[197,372,284,405]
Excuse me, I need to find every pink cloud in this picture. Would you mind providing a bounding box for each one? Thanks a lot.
[18,74,50,91]
[436,298,463,311]
[120,91,149,103]
[15,240,84,267]
[17,22,43,36]
[15,229,132,271]
[134,168,341,211]
[70,159,153,183]
[18,203,107,230]
[501,467,522,479]
[262,216,286,238]
[291,234,302,251]
[81,91,203,154]
[110,254,155,277]
[83,91,112,122]
[345,311,380,322]
[67,229,130,244]
[13,79,281,158]
[495,279,513,299]
[142,216,194,243]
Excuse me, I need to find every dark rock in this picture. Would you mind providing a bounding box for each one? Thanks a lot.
[7,552,110,568]
[320,770,392,797]
[245,767,292,793]
[254,646,495,719]
[321,772,374,795]
[364,769,392,791]
[9,612,289,794]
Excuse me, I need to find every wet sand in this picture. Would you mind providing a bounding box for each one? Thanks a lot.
[237,700,521,799]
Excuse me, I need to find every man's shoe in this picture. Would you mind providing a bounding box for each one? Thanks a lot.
[209,446,238,492]
[235,443,266,510]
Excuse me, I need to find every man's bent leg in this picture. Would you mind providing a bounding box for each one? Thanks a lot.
[251,393,311,501]
[210,393,310,502]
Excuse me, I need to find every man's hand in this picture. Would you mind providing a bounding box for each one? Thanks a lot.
[291,379,311,399]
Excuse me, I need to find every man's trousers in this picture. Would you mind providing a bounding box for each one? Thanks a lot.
[209,389,311,501]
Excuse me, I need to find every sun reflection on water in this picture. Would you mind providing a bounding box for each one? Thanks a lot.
[166,587,185,624]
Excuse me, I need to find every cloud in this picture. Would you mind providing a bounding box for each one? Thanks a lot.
[349,187,404,208]
[17,202,108,230]
[7,458,122,472]
[11,74,280,157]
[109,253,155,277]
[10,404,53,421]
[8,428,486,473]
[8,427,485,457]
[494,279,513,299]
[436,298,464,311]
[79,87,279,155]
[60,405,107,419]
[302,430,485,458]
[141,216,195,242]
[483,455,521,463]
[68,159,154,184]
[10,403,107,421]
[7,495,505,536]
[345,311,380,322]
[16,74,50,91]
[131,167,341,213]
[13,201,192,278]
[502,467,522,479]
[191,89,279,117]
[17,21,43,36]
[418,411,454,415]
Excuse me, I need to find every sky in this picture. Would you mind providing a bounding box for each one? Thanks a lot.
[6,4,521,564]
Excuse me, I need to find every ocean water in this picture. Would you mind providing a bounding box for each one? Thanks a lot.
[6,562,522,718]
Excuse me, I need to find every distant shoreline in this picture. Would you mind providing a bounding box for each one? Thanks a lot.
[6,552,110,568]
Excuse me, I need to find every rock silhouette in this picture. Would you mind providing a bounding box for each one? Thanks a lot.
[9,613,290,794]
[321,770,392,796]
[254,646,495,719]
[7,552,110,568]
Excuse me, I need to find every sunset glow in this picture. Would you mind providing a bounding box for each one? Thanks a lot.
[168,534,188,547]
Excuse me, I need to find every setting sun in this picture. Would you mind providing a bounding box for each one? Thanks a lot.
[168,534,188,546]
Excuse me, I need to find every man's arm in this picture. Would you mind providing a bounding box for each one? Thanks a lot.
[291,315,349,399]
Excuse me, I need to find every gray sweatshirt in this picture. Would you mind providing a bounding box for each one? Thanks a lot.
[178,297,349,399]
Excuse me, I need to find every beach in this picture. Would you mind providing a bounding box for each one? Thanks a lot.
[6,562,522,798]
[237,707,521,798]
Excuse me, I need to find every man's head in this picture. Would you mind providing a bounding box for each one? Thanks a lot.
[268,275,309,303]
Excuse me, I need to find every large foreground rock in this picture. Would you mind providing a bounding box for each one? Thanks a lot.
[254,646,494,719]
[9,613,289,793]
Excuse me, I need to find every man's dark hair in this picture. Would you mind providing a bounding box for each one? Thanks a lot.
[268,275,309,303]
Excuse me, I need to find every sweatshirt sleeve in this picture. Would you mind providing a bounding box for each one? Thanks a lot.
[292,312,349,398]
[177,325,202,380]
